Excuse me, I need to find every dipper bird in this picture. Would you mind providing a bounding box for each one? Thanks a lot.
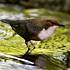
[0,18,64,54]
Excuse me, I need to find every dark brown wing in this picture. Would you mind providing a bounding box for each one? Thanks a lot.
[26,21,43,35]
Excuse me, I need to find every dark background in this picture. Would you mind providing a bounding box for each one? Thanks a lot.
[0,0,70,13]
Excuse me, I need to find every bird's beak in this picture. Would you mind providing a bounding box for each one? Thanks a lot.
[58,24,65,27]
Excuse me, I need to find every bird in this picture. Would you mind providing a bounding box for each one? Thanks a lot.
[0,18,64,54]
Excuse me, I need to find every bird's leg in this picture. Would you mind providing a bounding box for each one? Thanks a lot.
[25,41,30,55]
[25,41,35,55]
[29,41,35,53]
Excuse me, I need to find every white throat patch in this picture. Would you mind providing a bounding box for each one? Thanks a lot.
[38,26,58,40]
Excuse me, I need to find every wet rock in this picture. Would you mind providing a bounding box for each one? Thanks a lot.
[35,55,67,70]
[0,12,25,20]
[0,60,43,70]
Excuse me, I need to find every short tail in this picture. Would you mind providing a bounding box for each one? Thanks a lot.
[0,19,10,24]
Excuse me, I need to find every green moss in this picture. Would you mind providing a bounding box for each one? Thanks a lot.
[0,22,27,55]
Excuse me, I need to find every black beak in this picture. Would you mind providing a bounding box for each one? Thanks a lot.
[58,24,65,27]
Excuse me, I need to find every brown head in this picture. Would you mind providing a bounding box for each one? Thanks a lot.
[31,18,64,29]
[37,19,65,40]
[46,20,64,27]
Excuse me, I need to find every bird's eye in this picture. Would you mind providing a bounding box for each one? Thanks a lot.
[44,25,49,29]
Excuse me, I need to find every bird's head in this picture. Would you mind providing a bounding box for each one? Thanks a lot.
[38,19,65,40]
[46,20,65,27]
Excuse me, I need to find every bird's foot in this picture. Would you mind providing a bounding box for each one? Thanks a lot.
[24,47,30,55]
[29,47,35,53]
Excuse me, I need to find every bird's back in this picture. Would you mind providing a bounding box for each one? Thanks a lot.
[0,18,61,41]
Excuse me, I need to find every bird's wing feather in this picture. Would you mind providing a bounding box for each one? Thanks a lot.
[26,22,43,34]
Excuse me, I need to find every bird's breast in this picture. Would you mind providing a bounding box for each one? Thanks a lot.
[38,26,58,40]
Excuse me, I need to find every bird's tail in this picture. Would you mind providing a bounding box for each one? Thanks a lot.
[0,19,12,24]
